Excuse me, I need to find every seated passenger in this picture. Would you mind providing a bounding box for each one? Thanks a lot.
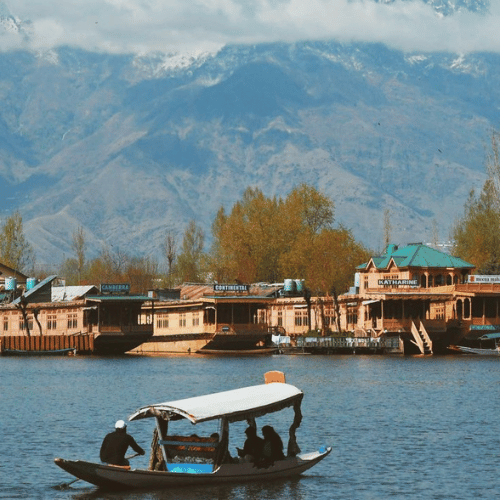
[261,425,285,465]
[237,426,264,463]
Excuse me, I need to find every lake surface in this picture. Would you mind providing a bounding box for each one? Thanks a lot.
[0,353,498,500]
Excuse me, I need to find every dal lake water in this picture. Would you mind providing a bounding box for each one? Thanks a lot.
[0,353,499,500]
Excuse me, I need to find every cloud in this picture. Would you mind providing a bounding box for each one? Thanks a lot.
[3,0,500,55]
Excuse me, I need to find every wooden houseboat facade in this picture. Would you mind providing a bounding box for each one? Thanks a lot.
[335,243,500,353]
[134,283,281,354]
[0,276,153,355]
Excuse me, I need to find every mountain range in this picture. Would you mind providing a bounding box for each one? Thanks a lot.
[0,1,496,268]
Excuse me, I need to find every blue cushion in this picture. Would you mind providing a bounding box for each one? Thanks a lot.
[166,463,214,474]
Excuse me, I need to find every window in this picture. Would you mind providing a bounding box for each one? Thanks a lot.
[179,313,186,327]
[277,311,283,327]
[3,317,8,332]
[324,309,335,327]
[192,313,199,327]
[67,313,78,329]
[257,310,266,324]
[347,309,358,325]
[47,314,57,330]
[156,314,169,329]
[19,316,33,331]
[294,310,308,327]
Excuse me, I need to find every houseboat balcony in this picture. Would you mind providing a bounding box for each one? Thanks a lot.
[365,318,448,333]
[208,323,269,334]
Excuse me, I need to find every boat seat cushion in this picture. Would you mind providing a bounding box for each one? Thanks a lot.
[166,463,214,474]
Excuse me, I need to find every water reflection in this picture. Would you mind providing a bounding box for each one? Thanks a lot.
[67,477,313,500]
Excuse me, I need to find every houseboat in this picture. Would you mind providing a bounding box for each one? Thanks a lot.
[0,276,153,355]
[134,283,281,354]
[334,243,500,354]
[265,244,500,354]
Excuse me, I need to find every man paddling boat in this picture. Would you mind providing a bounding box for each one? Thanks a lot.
[100,419,145,466]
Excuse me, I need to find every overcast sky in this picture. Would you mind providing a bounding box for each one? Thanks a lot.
[2,0,500,55]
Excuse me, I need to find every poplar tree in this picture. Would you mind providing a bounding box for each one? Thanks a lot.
[452,181,500,273]
[0,211,35,273]
[176,220,205,282]
[452,131,500,272]
[71,225,86,282]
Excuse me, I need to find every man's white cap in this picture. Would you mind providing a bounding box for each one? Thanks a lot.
[115,419,127,429]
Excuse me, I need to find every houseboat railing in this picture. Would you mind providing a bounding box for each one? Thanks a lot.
[296,336,401,350]
[96,324,153,333]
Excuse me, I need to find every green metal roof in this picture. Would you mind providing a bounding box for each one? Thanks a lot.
[358,243,475,270]
[85,295,151,302]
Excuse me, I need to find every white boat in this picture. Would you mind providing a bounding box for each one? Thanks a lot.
[54,371,331,490]
[449,344,500,356]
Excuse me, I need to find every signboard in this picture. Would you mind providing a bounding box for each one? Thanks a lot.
[468,275,500,284]
[213,284,249,292]
[100,283,131,294]
[378,279,418,287]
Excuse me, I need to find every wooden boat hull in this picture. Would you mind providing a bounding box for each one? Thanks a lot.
[54,448,331,490]
[1,347,76,356]
[196,347,278,355]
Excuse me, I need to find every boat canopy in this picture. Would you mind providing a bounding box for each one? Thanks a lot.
[129,383,303,424]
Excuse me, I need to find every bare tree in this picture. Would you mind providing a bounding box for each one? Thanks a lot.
[71,226,86,283]
[383,209,392,249]
[162,230,177,287]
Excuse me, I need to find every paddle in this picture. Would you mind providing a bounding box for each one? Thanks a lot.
[54,453,141,490]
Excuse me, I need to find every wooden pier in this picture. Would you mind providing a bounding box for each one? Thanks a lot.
[0,334,94,355]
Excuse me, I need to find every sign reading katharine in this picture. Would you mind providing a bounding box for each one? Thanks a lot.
[213,284,250,292]
[378,279,419,286]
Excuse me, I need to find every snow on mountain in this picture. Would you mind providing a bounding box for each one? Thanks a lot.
[0,1,497,268]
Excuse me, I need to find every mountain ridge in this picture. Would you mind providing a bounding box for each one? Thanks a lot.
[0,2,496,267]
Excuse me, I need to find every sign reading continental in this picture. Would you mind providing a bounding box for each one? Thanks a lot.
[378,279,418,286]
[101,283,131,294]
[468,275,500,284]
[214,284,250,292]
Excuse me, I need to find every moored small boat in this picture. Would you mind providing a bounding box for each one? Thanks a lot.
[448,344,500,356]
[1,347,76,356]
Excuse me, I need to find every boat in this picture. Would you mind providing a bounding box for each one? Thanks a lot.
[448,345,500,356]
[1,347,76,356]
[54,371,331,490]
[195,347,278,355]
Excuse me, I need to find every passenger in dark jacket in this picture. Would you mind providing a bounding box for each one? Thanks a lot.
[100,420,145,466]
[237,426,264,462]
[261,425,285,464]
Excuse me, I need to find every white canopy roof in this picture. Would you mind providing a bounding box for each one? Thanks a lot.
[129,383,303,424]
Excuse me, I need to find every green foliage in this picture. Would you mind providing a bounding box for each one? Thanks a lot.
[452,180,500,273]
[0,211,35,273]
[452,131,500,273]
[209,184,368,294]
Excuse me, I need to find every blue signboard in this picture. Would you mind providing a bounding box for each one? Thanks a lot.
[100,283,131,294]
